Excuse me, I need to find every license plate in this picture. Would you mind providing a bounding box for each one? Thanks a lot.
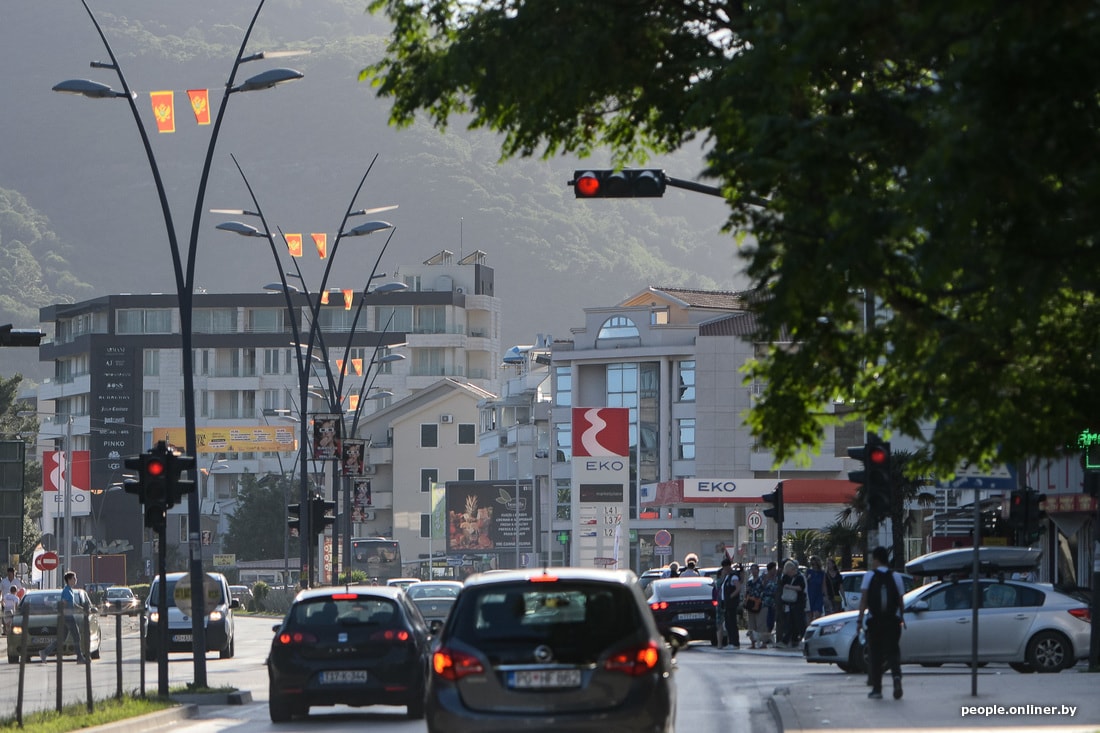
[320,670,368,684]
[678,612,705,621]
[509,669,582,689]
[31,636,52,645]
[172,634,192,643]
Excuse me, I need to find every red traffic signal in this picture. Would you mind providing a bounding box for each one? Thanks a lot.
[146,457,167,477]
[868,445,888,465]
[571,169,667,198]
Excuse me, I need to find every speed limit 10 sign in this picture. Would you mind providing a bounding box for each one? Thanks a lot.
[747,511,763,530]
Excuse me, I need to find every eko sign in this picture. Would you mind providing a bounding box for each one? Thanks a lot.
[682,478,779,503]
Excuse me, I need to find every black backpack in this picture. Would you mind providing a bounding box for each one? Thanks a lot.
[867,569,900,620]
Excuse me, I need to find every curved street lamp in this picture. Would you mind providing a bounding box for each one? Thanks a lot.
[53,0,303,693]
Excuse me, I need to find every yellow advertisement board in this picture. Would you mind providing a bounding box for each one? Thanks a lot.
[152,425,298,454]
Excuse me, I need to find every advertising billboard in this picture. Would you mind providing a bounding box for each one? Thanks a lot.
[444,481,534,553]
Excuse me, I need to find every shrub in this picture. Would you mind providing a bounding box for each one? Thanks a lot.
[251,581,270,612]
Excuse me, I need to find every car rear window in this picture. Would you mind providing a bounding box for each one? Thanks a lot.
[290,597,399,627]
[650,579,713,600]
[452,582,640,647]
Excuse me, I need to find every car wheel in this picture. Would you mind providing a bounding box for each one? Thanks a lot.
[1026,631,1071,673]
[836,662,852,673]
[919,662,942,668]
[1009,662,1036,673]
[90,647,100,660]
[269,691,292,723]
[219,635,234,659]
[7,653,18,664]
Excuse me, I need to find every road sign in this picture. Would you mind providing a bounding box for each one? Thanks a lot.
[654,546,672,556]
[654,529,672,547]
[747,511,763,530]
[446,556,463,567]
[35,552,59,571]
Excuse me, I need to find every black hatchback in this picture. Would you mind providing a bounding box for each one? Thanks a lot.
[646,576,719,646]
[427,568,679,733]
[266,586,432,722]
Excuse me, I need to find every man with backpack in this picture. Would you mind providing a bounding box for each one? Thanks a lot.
[858,546,906,700]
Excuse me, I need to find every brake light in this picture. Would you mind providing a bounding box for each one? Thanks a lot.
[331,593,358,600]
[712,599,719,608]
[604,640,660,676]
[670,582,705,588]
[277,630,318,645]
[370,629,411,642]
[650,601,668,611]
[433,647,485,680]
[529,573,559,583]
[1068,608,1091,623]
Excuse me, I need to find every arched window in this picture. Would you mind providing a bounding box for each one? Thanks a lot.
[597,316,639,342]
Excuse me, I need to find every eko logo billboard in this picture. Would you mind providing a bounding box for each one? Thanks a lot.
[572,407,629,457]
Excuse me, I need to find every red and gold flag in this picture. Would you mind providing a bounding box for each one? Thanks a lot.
[312,233,328,259]
[321,290,330,305]
[351,358,363,376]
[348,394,360,414]
[150,91,175,133]
[343,289,354,310]
[285,233,303,258]
[336,359,346,376]
[186,89,211,125]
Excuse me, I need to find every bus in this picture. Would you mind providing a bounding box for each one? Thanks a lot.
[349,537,402,582]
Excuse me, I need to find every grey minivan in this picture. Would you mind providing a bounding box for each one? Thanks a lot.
[426,568,680,733]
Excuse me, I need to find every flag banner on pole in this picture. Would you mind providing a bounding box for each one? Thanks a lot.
[348,394,360,413]
[312,413,341,460]
[285,233,303,258]
[186,89,211,125]
[343,289,354,310]
[336,359,346,376]
[150,91,175,133]
[342,439,365,477]
[312,233,327,259]
[321,290,330,305]
[351,358,363,376]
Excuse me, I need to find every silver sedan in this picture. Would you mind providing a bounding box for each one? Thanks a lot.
[803,579,1090,673]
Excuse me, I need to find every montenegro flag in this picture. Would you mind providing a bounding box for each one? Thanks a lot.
[150,91,175,133]
[343,289,354,310]
[187,89,211,125]
[321,291,330,305]
[349,394,360,414]
[313,233,328,259]
[285,233,303,258]
[352,358,363,376]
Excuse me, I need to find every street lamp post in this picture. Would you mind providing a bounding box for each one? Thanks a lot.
[214,155,406,586]
[55,0,304,690]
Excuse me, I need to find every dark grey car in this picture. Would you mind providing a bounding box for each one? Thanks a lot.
[426,568,678,733]
[406,581,463,631]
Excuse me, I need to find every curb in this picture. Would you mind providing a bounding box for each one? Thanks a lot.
[81,703,198,733]
[768,686,795,733]
[170,690,254,705]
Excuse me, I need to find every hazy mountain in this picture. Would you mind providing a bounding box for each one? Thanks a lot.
[0,0,745,383]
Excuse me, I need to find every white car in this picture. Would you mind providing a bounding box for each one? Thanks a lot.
[145,572,238,661]
[839,570,916,611]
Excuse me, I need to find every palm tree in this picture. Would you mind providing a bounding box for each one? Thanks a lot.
[783,528,824,565]
[821,519,862,570]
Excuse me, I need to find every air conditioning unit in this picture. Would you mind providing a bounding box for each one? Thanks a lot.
[456,287,464,294]
[362,510,376,521]
[440,414,454,424]
[363,464,376,475]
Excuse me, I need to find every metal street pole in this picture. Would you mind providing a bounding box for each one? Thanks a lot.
[63,416,73,575]
[59,0,303,687]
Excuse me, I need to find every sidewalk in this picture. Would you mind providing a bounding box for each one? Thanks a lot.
[769,663,1100,733]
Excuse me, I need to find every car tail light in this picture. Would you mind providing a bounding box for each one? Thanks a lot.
[1068,608,1091,623]
[711,599,719,608]
[370,628,411,642]
[605,640,660,676]
[650,601,668,611]
[529,573,558,583]
[331,593,358,600]
[433,647,485,680]
[277,630,318,645]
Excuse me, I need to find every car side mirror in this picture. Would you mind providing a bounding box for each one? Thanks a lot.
[429,619,444,636]
[230,599,241,610]
[665,626,690,655]
[272,623,282,633]
[908,600,929,613]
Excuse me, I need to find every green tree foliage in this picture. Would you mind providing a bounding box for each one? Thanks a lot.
[363,0,1100,474]
[223,473,299,562]
[0,374,43,560]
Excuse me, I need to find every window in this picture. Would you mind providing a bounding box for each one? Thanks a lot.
[143,391,160,418]
[421,423,438,448]
[420,469,438,493]
[420,514,431,538]
[597,315,639,340]
[555,423,572,463]
[651,307,670,325]
[375,305,413,333]
[247,308,283,333]
[263,349,281,375]
[554,367,572,407]
[178,515,189,544]
[678,360,696,402]
[458,423,476,444]
[403,274,421,292]
[117,308,172,334]
[416,305,447,334]
[413,348,446,377]
[458,468,475,481]
[317,307,356,332]
[678,418,695,460]
[263,389,281,412]
[143,350,160,377]
[193,308,238,333]
[555,478,571,520]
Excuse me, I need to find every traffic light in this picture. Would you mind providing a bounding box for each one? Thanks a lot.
[1024,489,1046,545]
[762,482,784,524]
[311,496,336,537]
[142,445,171,508]
[0,323,44,347]
[571,169,667,198]
[166,450,196,506]
[1007,489,1026,532]
[288,503,302,537]
[848,434,891,521]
